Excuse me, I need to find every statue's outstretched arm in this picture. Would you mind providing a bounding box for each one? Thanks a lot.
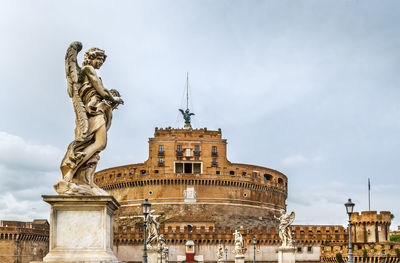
[85,66,119,103]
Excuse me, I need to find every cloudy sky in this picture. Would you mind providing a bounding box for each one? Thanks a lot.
[0,0,399,228]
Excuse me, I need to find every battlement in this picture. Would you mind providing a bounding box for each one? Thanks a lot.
[115,225,346,245]
[154,127,222,139]
[0,219,49,242]
[351,211,392,224]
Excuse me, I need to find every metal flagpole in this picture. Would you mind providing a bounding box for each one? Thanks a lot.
[368,178,371,211]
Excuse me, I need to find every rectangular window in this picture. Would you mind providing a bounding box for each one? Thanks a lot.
[185,148,191,157]
[212,158,217,167]
[307,247,312,252]
[158,158,164,166]
[177,145,182,152]
[253,172,258,179]
[193,163,201,174]
[175,162,202,174]
[159,145,164,152]
[297,247,302,253]
[212,146,217,153]
[175,163,183,173]
[194,145,200,156]
[184,163,192,173]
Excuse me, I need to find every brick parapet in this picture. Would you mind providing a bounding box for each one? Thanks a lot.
[115,225,346,246]
[0,221,49,242]
[350,211,392,225]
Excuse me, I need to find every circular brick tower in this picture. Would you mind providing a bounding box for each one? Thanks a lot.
[94,127,288,230]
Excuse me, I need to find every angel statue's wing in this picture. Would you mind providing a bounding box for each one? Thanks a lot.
[65,41,88,138]
[179,109,185,115]
[288,212,295,225]
[189,113,195,116]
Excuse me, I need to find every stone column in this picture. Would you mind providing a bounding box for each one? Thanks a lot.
[37,195,120,263]
[277,246,296,263]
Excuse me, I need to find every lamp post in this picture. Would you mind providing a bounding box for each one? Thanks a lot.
[225,247,228,262]
[165,246,169,263]
[159,235,165,263]
[345,198,355,263]
[252,237,257,263]
[142,198,151,263]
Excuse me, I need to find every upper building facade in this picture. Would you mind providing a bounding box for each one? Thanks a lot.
[94,127,288,229]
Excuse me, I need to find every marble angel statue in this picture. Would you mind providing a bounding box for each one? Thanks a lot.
[216,243,224,261]
[146,210,161,247]
[233,230,245,255]
[54,41,123,195]
[275,209,295,247]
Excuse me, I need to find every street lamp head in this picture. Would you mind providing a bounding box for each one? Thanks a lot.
[225,247,228,253]
[253,237,257,244]
[142,198,151,217]
[159,235,165,243]
[345,198,355,215]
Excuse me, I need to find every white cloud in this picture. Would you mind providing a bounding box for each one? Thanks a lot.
[0,131,62,171]
[0,131,60,220]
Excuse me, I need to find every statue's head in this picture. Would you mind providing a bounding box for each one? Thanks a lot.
[83,48,107,69]
[185,109,190,113]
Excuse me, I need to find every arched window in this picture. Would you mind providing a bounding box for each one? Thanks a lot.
[264,174,272,181]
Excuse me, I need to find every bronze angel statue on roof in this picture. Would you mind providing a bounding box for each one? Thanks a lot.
[179,108,194,129]
[275,209,295,247]
[54,41,124,195]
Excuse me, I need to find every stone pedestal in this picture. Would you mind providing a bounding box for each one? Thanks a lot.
[147,248,160,263]
[39,195,120,263]
[234,254,245,263]
[277,246,296,263]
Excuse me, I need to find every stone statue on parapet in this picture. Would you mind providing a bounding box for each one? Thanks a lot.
[146,210,161,248]
[232,230,245,255]
[54,41,124,196]
[217,243,224,261]
[179,108,195,129]
[275,209,295,247]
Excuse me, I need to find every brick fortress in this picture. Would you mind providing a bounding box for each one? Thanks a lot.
[93,127,400,262]
[94,127,287,231]
[0,219,49,263]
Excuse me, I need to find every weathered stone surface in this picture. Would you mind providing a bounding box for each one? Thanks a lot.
[277,246,295,263]
[40,195,120,263]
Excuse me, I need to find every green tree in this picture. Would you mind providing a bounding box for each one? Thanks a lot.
[390,235,400,242]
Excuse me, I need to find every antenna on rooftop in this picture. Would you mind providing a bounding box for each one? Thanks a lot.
[179,72,195,129]
[186,72,189,110]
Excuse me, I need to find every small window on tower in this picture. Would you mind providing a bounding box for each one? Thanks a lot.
[212,146,217,153]
[185,148,191,157]
[177,145,182,152]
[158,145,164,153]
[194,145,200,156]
